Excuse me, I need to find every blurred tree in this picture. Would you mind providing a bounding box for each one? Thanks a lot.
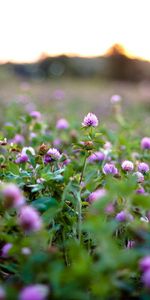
[105,43,142,81]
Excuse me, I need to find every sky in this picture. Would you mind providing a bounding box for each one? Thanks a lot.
[0,0,150,63]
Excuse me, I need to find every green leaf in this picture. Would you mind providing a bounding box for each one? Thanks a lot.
[8,161,20,175]
[32,196,58,212]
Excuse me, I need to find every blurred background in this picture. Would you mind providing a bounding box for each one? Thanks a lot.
[0,0,150,125]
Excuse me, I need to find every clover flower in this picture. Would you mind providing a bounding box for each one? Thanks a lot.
[139,256,150,272]
[1,243,12,258]
[29,132,37,140]
[53,138,62,147]
[19,284,49,300]
[44,148,61,164]
[13,134,25,145]
[82,113,98,127]
[103,141,112,151]
[136,187,145,194]
[30,111,41,120]
[138,162,149,174]
[116,211,133,222]
[2,183,25,209]
[103,163,118,175]
[53,89,65,100]
[110,94,122,104]
[18,206,42,232]
[56,118,69,129]
[88,188,106,203]
[88,151,105,163]
[133,171,144,183]
[15,153,28,164]
[105,203,114,214]
[121,160,134,172]
[141,137,150,150]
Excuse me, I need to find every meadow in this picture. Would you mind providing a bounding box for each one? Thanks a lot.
[0,76,150,299]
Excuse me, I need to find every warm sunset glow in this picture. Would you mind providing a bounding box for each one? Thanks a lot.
[0,0,150,63]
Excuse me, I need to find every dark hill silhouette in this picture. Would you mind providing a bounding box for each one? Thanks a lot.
[1,44,150,81]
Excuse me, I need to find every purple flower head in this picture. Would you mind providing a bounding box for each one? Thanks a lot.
[13,134,25,145]
[141,137,150,150]
[105,203,114,214]
[19,284,49,300]
[53,89,65,100]
[133,171,144,183]
[121,160,134,172]
[88,151,105,163]
[88,188,106,203]
[136,187,145,194]
[115,211,133,222]
[82,113,99,127]
[142,269,150,289]
[15,154,28,164]
[103,141,112,151]
[63,158,71,166]
[30,111,41,120]
[44,148,61,164]
[53,138,62,147]
[30,132,37,140]
[103,163,118,175]
[110,94,122,104]
[2,183,25,209]
[1,243,12,258]
[138,162,149,174]
[139,256,150,272]
[56,118,69,130]
[0,286,6,300]
[18,206,42,232]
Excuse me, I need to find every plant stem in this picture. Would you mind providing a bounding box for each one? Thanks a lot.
[77,192,82,243]
[80,154,87,184]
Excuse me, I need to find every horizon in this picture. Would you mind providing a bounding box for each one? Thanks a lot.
[0,0,150,63]
[1,46,150,65]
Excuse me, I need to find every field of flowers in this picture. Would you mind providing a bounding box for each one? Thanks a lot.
[0,79,150,299]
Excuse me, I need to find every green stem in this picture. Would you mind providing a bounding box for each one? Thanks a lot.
[77,193,82,243]
[80,154,87,184]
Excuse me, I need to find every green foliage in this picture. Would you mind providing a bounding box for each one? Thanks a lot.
[0,102,150,300]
